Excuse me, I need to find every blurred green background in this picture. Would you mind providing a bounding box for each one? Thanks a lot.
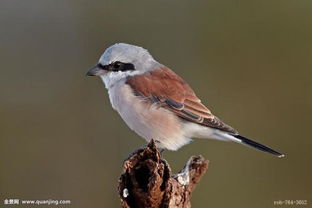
[0,0,311,207]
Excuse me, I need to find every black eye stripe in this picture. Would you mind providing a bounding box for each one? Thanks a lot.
[97,63,105,69]
[110,62,135,72]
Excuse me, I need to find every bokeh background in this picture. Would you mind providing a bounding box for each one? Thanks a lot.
[1,0,311,207]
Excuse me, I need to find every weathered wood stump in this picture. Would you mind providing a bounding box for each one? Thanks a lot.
[118,140,209,208]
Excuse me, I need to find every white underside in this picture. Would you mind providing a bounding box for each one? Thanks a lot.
[103,77,239,150]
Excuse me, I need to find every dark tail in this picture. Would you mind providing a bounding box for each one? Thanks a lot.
[234,135,285,158]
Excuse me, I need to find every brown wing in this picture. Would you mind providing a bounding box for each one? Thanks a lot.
[126,67,238,134]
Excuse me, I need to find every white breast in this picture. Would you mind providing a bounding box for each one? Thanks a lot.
[105,79,192,150]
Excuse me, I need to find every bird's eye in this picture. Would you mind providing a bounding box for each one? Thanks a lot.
[110,61,135,72]
[113,61,122,69]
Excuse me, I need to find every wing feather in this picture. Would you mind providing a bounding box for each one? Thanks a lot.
[126,67,238,134]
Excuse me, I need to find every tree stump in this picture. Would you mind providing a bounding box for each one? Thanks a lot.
[118,140,209,208]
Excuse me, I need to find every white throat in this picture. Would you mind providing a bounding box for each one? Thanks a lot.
[100,70,142,89]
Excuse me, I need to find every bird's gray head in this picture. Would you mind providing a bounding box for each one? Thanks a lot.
[86,43,161,88]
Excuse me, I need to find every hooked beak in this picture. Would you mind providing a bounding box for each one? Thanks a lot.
[86,64,104,76]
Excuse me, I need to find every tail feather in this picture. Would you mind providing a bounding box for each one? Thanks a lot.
[234,135,285,158]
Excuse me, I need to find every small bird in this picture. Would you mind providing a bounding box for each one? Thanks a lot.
[86,43,284,158]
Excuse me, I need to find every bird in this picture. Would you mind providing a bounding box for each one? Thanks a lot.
[86,43,284,158]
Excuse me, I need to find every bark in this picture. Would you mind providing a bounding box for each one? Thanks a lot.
[118,140,209,208]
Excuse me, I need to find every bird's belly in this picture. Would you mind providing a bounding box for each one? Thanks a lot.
[107,83,191,150]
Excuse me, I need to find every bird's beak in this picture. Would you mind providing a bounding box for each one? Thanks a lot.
[86,64,103,76]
